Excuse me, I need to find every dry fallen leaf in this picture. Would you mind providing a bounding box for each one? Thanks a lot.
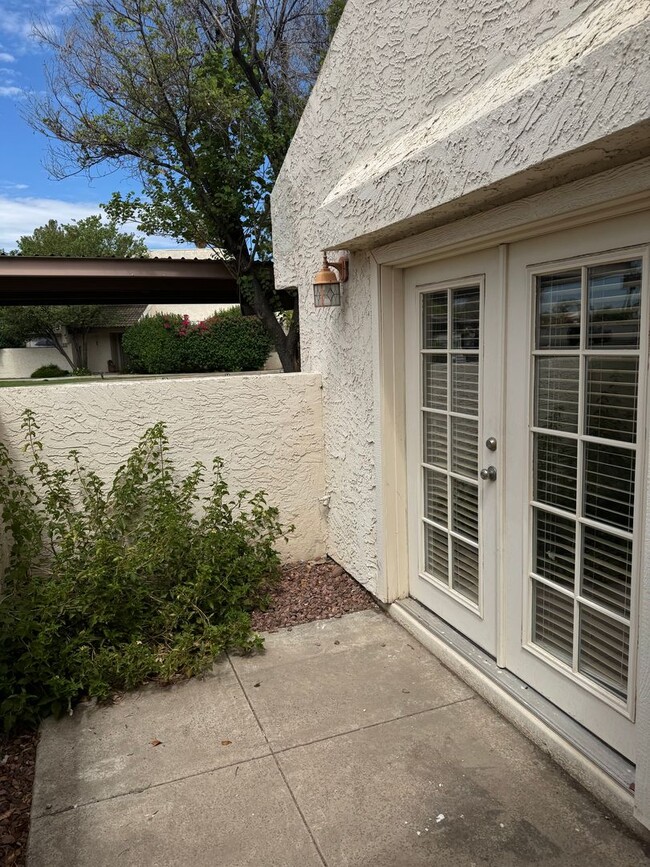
[150,739,163,747]
[221,740,232,746]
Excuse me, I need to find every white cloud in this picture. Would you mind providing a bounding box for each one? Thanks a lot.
[0,52,15,62]
[0,85,24,98]
[0,194,190,251]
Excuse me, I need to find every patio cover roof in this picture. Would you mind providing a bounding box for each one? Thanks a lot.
[0,256,243,305]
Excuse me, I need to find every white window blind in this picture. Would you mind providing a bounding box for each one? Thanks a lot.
[421,286,481,606]
[530,259,643,701]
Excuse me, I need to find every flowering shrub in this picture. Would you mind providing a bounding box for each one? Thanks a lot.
[0,411,291,731]
[122,308,272,374]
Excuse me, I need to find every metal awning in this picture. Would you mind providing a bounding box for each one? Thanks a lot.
[0,256,241,305]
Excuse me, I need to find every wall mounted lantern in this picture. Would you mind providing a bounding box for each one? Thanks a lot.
[312,253,349,308]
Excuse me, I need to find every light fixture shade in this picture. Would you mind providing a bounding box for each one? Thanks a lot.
[313,282,341,307]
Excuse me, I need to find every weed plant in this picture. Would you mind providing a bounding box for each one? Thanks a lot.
[0,411,290,731]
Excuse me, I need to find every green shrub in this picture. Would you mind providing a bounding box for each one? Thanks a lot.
[122,308,271,374]
[0,410,291,732]
[72,367,92,377]
[30,364,70,379]
[121,312,183,374]
[180,307,272,372]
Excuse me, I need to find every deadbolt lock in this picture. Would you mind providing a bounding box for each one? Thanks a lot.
[486,437,497,451]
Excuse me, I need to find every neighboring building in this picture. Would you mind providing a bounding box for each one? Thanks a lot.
[271,0,650,831]
[86,304,148,372]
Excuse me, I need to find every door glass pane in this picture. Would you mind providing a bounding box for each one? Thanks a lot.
[452,288,480,349]
[451,538,479,605]
[420,285,481,607]
[530,260,645,697]
[451,356,479,414]
[423,412,446,467]
[585,357,638,442]
[534,434,577,512]
[578,606,629,699]
[451,478,478,542]
[587,260,641,349]
[532,581,574,664]
[423,293,447,349]
[536,270,581,349]
[582,526,632,618]
[424,524,448,582]
[424,467,447,527]
[533,509,575,589]
[451,416,478,478]
[583,442,635,532]
[535,357,579,432]
[423,356,447,409]
[530,259,642,703]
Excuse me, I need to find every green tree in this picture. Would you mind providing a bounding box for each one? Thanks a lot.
[15,215,148,258]
[0,216,149,368]
[0,305,105,370]
[30,0,345,372]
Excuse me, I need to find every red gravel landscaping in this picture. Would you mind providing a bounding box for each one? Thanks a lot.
[252,557,381,632]
[0,731,37,867]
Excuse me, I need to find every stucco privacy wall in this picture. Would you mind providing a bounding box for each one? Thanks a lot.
[0,374,326,562]
[0,348,72,379]
[271,0,650,596]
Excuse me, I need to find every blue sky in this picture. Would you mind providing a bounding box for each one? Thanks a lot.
[0,0,190,251]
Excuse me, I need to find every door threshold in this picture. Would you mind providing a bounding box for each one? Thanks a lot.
[390,596,643,831]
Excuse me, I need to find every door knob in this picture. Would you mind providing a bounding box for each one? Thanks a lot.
[480,466,497,481]
[486,437,497,451]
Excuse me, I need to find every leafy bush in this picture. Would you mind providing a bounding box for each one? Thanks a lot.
[0,410,291,732]
[122,308,272,374]
[71,367,92,377]
[30,364,70,379]
[122,313,184,374]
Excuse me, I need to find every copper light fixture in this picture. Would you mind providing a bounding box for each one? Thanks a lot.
[313,253,349,307]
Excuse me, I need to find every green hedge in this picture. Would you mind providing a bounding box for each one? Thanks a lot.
[30,364,70,379]
[122,308,272,374]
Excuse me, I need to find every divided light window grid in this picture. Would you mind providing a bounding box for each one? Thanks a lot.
[421,285,481,607]
[530,258,643,702]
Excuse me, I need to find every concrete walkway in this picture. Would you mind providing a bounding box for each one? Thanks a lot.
[28,610,649,866]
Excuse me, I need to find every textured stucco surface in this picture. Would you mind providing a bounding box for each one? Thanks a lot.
[271,0,650,596]
[0,374,326,562]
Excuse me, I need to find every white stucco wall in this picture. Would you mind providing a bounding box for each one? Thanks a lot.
[143,304,236,321]
[0,348,72,379]
[0,374,326,562]
[271,0,650,595]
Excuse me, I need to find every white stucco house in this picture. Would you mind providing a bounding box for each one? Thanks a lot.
[271,0,650,834]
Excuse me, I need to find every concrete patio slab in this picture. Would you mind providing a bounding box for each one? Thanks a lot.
[28,756,323,867]
[28,610,650,866]
[230,610,474,750]
[31,661,270,815]
[277,696,647,866]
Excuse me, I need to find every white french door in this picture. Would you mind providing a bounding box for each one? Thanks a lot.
[405,249,503,656]
[504,216,650,762]
[404,211,649,762]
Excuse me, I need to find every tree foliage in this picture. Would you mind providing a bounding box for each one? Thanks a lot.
[14,215,148,259]
[30,0,343,372]
[0,306,108,370]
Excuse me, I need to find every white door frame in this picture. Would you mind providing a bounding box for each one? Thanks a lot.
[370,157,650,827]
